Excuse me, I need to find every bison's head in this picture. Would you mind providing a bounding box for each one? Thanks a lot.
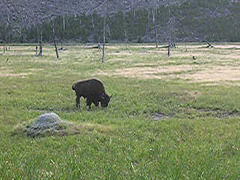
[100,93,112,107]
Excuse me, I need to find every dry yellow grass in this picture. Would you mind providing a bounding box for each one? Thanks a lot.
[97,64,240,83]
[97,65,200,80]
[96,43,240,85]
[0,68,33,77]
[2,43,240,84]
[180,66,240,82]
[0,67,44,78]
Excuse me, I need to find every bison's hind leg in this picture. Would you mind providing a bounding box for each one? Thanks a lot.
[76,95,81,109]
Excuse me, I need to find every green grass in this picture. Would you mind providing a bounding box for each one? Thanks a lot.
[0,43,239,179]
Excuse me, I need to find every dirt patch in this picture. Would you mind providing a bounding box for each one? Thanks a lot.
[181,66,240,82]
[134,63,158,67]
[0,68,34,78]
[0,71,32,77]
[197,108,240,118]
[97,64,240,84]
[214,44,240,49]
[109,52,132,56]
[184,90,202,99]
[0,67,9,70]
[97,65,200,80]
[172,52,208,58]
[152,113,170,121]
[28,68,44,72]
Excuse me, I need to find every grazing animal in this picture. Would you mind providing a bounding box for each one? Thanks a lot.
[72,79,111,109]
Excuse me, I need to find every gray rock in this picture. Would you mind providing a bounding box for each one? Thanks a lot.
[26,112,64,137]
[31,112,61,129]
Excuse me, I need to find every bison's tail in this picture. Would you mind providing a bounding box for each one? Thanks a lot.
[72,83,76,90]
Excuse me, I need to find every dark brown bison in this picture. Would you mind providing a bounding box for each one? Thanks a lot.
[72,79,111,109]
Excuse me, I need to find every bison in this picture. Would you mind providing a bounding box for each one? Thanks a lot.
[72,79,111,109]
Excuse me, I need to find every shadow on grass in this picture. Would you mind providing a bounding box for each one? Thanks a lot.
[196,108,240,119]
[27,106,106,113]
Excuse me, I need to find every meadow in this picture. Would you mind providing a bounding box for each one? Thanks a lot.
[0,43,239,179]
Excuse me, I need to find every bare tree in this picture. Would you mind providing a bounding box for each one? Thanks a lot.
[102,11,106,63]
[37,25,43,56]
[62,15,66,31]
[123,11,129,49]
[35,46,38,56]
[102,0,108,63]
[51,21,60,59]
[146,7,151,42]
[91,14,95,29]
[206,41,214,48]
[131,0,136,19]
[152,8,158,48]
[165,8,177,57]
[168,44,170,57]
[39,31,43,56]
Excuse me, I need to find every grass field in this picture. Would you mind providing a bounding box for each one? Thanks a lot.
[0,43,240,179]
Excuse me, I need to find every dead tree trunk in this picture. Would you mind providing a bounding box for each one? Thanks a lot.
[102,14,106,63]
[62,15,66,31]
[123,11,128,49]
[168,44,170,57]
[152,9,158,48]
[166,8,177,57]
[146,8,150,42]
[53,38,59,59]
[102,0,108,63]
[91,14,95,29]
[35,46,38,56]
[38,30,43,56]
[3,44,6,53]
[206,42,214,48]
[51,21,59,59]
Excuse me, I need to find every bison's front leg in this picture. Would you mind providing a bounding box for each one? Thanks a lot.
[76,95,81,109]
[86,98,92,109]
[93,100,99,107]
